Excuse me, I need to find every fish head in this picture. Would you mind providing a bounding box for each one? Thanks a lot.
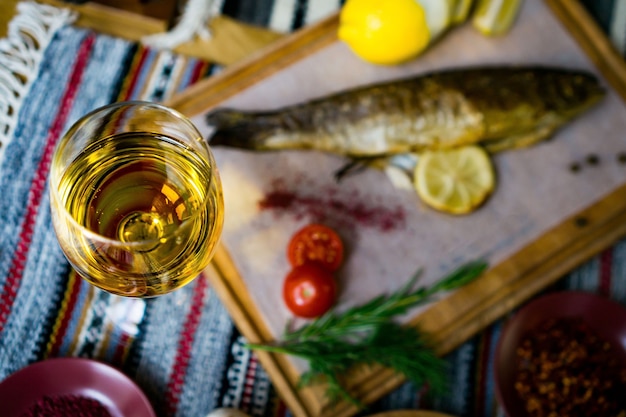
[553,71,606,116]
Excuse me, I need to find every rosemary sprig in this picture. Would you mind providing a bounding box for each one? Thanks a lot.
[245,260,488,406]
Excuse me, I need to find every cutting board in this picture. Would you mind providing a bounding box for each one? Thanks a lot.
[167,1,626,417]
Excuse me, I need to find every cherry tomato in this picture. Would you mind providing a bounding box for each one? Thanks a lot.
[283,263,337,318]
[287,224,344,271]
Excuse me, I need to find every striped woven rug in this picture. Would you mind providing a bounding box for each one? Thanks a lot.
[1,2,626,417]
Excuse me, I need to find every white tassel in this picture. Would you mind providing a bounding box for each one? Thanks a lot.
[0,1,77,162]
[141,0,222,50]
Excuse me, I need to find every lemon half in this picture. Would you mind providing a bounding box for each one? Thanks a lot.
[414,146,495,214]
[338,0,453,65]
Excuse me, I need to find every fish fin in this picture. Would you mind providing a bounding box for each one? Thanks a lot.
[334,156,390,182]
[334,159,370,181]
[482,117,564,153]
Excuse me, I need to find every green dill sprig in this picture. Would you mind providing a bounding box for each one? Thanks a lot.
[245,260,488,406]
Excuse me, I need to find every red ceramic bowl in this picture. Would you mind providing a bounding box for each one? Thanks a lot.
[494,291,626,417]
[0,357,156,417]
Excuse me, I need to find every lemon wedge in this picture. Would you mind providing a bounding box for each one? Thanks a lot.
[452,0,474,24]
[414,146,495,214]
[472,0,523,36]
[338,0,453,65]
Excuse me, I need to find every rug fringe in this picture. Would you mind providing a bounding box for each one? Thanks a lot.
[141,0,222,50]
[0,1,77,161]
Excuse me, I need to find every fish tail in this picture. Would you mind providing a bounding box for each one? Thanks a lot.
[206,109,270,148]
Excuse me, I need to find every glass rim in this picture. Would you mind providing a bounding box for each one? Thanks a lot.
[49,100,217,248]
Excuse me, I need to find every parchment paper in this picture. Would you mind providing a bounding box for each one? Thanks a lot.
[191,0,626,341]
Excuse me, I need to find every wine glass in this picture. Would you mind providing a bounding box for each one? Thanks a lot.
[49,101,224,297]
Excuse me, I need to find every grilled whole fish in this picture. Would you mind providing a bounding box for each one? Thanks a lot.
[206,66,605,156]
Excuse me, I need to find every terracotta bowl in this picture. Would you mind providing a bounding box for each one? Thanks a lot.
[0,357,155,417]
[494,291,626,417]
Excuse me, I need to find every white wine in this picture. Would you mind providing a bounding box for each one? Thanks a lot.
[51,132,223,297]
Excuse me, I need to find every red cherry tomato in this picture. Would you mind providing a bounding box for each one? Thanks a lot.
[287,224,344,271]
[283,263,337,318]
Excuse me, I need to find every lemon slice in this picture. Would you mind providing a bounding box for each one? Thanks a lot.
[414,146,495,214]
[472,0,523,36]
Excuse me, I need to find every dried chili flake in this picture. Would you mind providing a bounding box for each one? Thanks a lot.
[20,394,112,417]
[514,317,626,417]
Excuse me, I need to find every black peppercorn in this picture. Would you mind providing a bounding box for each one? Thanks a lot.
[586,154,600,166]
[569,162,582,173]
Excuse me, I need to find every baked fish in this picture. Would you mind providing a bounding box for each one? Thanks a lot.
[206,66,604,156]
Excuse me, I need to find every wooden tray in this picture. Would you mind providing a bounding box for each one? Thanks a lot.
[166,2,626,417]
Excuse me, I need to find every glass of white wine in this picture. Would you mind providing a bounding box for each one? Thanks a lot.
[49,101,224,297]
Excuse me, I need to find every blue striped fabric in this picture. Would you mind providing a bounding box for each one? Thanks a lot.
[0,21,238,417]
[0,26,90,377]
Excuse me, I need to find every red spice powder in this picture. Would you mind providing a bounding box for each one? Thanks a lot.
[20,394,112,417]
[258,181,406,232]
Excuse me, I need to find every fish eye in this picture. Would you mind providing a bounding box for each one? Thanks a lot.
[562,85,575,98]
